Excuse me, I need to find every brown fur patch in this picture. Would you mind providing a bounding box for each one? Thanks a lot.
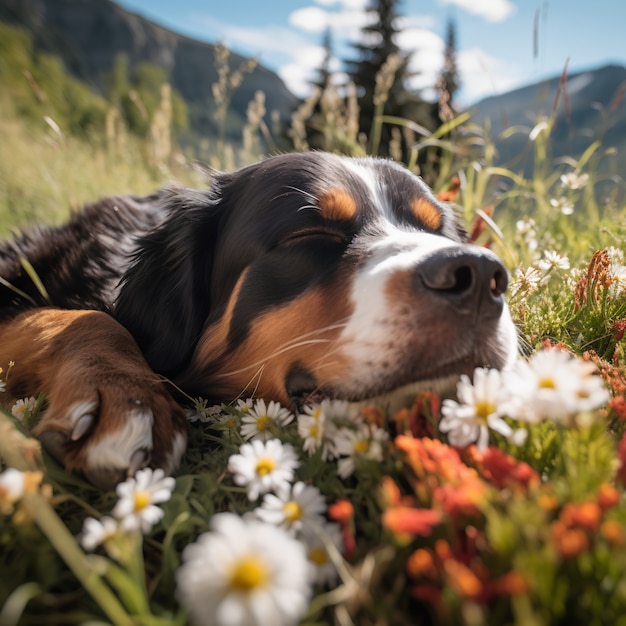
[318,188,358,222]
[193,276,355,404]
[411,197,442,230]
[0,308,185,472]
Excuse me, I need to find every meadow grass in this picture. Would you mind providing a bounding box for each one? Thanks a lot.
[1,76,626,626]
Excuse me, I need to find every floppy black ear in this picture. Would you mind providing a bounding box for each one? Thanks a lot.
[114,184,224,376]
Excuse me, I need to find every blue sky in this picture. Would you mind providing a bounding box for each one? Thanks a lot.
[115,0,626,106]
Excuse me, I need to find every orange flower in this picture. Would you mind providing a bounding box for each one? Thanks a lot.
[609,395,626,421]
[329,499,355,560]
[552,521,589,558]
[328,499,353,525]
[597,483,620,510]
[601,519,624,546]
[434,478,485,518]
[407,548,437,579]
[560,501,602,532]
[383,506,441,538]
[443,559,483,599]
[488,571,529,597]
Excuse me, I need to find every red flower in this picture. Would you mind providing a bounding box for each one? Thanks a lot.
[617,432,626,486]
[476,446,539,491]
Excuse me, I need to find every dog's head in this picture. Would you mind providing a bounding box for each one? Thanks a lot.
[115,152,518,408]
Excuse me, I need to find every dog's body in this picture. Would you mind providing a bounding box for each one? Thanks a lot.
[0,152,518,487]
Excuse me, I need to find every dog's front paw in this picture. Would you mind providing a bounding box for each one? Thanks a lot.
[34,373,187,490]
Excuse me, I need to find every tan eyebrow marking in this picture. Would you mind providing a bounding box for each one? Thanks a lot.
[410,197,442,230]
[318,189,358,222]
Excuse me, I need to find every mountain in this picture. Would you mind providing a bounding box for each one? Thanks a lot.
[468,64,626,173]
[0,0,298,141]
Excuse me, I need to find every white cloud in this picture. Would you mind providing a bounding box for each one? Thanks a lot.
[395,28,445,98]
[438,0,516,22]
[289,5,372,38]
[456,48,525,104]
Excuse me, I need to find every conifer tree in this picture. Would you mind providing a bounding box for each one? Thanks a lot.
[344,0,438,164]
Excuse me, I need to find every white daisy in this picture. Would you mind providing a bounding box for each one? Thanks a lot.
[0,468,25,513]
[228,438,299,501]
[79,515,119,551]
[176,512,312,626]
[297,400,339,460]
[550,197,574,215]
[560,171,589,190]
[507,349,609,424]
[112,467,176,533]
[235,398,255,413]
[11,397,37,422]
[439,368,526,452]
[537,250,570,272]
[240,399,294,442]
[301,521,344,587]
[255,481,326,536]
[186,399,223,423]
[334,422,389,479]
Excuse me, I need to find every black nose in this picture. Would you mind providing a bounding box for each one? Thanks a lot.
[417,246,508,318]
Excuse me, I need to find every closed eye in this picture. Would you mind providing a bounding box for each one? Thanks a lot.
[280,227,350,246]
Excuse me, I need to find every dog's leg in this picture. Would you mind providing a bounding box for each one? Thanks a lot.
[0,308,187,489]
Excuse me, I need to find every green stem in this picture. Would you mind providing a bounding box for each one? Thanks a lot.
[23,492,135,626]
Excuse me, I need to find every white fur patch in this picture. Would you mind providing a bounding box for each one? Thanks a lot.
[85,408,154,470]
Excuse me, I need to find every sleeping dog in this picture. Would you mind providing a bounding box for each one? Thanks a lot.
[0,152,518,488]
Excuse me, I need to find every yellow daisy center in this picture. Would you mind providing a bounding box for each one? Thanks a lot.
[308,424,319,437]
[539,378,556,389]
[309,547,329,566]
[229,555,269,591]
[354,439,370,454]
[312,407,322,419]
[256,415,273,431]
[475,401,496,421]
[255,457,276,476]
[134,491,151,511]
[283,501,303,523]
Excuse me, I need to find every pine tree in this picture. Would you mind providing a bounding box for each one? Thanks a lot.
[440,18,460,110]
[344,0,438,163]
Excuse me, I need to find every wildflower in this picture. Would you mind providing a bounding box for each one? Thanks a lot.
[11,397,37,422]
[552,521,588,558]
[550,197,574,215]
[560,171,589,189]
[0,468,25,514]
[537,250,570,272]
[407,548,437,579]
[176,512,312,626]
[328,499,355,561]
[255,481,327,536]
[297,401,338,460]
[240,399,294,442]
[112,467,175,533]
[383,506,441,538]
[334,422,388,479]
[228,438,299,501]
[79,515,119,551]
[186,399,223,423]
[235,398,254,413]
[601,519,624,546]
[301,522,343,587]
[439,368,526,452]
[443,558,483,599]
[510,265,542,298]
[506,349,609,424]
[597,483,620,510]
[477,447,539,491]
